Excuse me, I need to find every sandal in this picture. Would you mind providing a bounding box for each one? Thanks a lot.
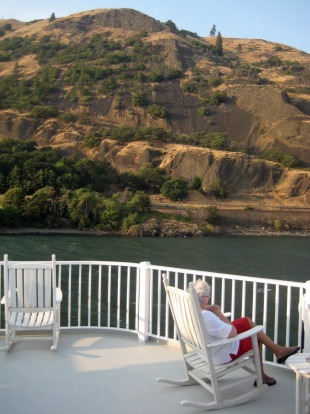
[254,376,276,386]
[277,346,300,364]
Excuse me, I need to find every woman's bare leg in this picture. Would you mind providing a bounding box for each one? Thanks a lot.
[246,317,298,360]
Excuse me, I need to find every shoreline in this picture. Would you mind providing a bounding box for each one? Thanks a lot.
[0,227,309,237]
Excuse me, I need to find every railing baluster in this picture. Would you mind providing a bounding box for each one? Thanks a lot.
[98,265,102,327]
[126,267,130,330]
[68,265,72,327]
[108,265,111,327]
[286,286,291,346]
[231,280,236,320]
[117,266,121,329]
[88,265,92,327]
[252,281,257,322]
[78,264,82,327]
[262,282,268,360]
[221,278,225,312]
[241,280,246,317]
[157,271,162,338]
[135,266,140,332]
[274,284,280,357]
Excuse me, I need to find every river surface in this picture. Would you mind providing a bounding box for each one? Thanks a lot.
[0,234,309,282]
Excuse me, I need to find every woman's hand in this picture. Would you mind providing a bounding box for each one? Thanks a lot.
[206,304,235,333]
[206,304,221,313]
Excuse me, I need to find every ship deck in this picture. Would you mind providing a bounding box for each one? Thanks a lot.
[0,330,297,414]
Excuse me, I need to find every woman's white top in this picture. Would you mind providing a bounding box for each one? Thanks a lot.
[201,310,239,365]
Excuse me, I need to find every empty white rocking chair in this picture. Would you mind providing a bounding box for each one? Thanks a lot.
[157,274,267,410]
[1,254,62,351]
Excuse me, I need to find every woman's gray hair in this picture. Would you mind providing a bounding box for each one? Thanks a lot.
[190,279,211,304]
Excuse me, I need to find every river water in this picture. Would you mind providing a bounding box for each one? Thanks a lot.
[0,234,309,282]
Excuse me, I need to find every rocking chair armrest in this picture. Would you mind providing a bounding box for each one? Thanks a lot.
[207,325,264,348]
[56,288,63,303]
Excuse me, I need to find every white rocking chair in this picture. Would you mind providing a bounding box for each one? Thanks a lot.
[1,254,62,351]
[157,274,267,410]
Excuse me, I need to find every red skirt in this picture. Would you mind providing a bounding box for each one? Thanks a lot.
[230,317,255,360]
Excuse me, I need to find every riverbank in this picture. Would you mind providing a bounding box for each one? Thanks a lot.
[0,221,309,237]
[1,193,309,237]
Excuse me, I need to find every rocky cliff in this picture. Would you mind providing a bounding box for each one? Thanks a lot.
[0,8,309,212]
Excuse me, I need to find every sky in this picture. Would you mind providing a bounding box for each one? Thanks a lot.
[1,0,309,54]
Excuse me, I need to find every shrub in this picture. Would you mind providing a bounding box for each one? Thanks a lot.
[148,71,164,82]
[100,199,122,230]
[274,218,284,231]
[209,77,223,87]
[198,107,211,117]
[59,112,77,123]
[207,178,228,199]
[119,172,147,191]
[167,69,183,79]
[281,155,298,168]
[208,91,228,105]
[260,149,298,168]
[2,187,25,209]
[147,104,169,119]
[191,176,203,191]
[205,206,221,225]
[98,77,118,94]
[83,131,102,148]
[186,205,220,226]
[139,163,167,192]
[125,191,151,214]
[122,212,139,230]
[261,56,282,68]
[132,91,148,106]
[30,106,59,119]
[160,179,189,201]
[181,81,199,94]
[199,133,228,150]
[0,205,21,226]
[105,52,130,65]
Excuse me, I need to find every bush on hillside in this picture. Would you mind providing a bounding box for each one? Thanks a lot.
[160,179,189,201]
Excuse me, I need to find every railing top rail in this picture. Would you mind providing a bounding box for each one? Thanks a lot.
[149,265,306,288]
[56,260,140,267]
[0,259,306,289]
[0,260,140,267]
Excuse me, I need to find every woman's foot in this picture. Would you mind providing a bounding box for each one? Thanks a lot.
[254,375,276,387]
[276,346,300,364]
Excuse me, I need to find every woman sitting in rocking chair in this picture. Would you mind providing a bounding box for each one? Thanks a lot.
[191,279,300,386]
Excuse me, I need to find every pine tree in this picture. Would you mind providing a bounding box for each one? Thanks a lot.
[209,24,216,37]
[214,31,223,56]
[49,13,56,22]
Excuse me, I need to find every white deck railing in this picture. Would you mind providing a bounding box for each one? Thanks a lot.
[1,260,309,364]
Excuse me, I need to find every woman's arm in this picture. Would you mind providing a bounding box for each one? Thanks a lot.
[206,304,237,337]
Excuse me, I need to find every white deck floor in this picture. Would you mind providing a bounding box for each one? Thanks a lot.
[0,330,297,414]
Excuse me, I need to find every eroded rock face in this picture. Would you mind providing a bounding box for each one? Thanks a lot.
[159,144,284,195]
[95,140,310,201]
[46,8,167,43]
[226,86,298,121]
[225,86,310,164]
[0,112,40,140]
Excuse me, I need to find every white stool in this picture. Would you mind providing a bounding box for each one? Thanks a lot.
[286,353,310,414]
